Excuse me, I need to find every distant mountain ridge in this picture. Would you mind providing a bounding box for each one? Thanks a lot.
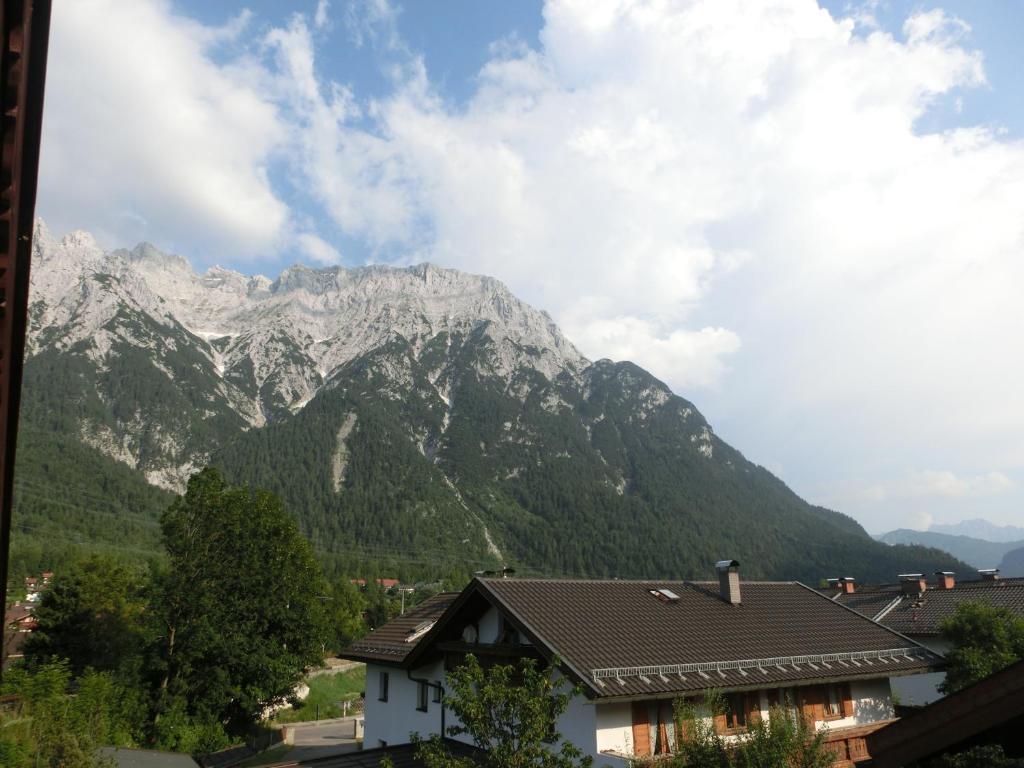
[877,529,1021,570]
[930,519,1024,543]
[16,222,969,582]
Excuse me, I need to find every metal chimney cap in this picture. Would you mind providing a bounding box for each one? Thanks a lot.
[715,559,740,571]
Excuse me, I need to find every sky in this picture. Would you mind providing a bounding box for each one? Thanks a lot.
[36,0,1024,535]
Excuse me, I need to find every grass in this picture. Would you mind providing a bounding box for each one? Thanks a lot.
[271,665,366,724]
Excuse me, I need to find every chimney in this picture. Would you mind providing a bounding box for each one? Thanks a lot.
[826,577,856,594]
[899,573,927,596]
[934,571,956,590]
[716,560,741,605]
[979,568,1000,582]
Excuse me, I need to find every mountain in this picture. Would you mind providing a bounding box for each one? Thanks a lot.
[999,547,1024,578]
[15,222,969,582]
[877,529,1019,570]
[929,519,1024,543]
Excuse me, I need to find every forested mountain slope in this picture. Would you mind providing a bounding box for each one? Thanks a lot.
[16,222,967,582]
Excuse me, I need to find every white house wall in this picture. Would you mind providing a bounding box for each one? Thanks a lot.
[890,637,951,706]
[595,701,633,756]
[363,661,446,748]
[591,678,895,760]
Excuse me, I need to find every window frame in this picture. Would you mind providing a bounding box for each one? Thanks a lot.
[378,670,389,702]
[822,684,844,721]
[720,692,752,734]
[432,681,442,703]
[416,680,429,712]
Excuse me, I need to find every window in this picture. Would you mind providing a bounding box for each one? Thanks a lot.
[822,683,851,720]
[432,681,442,703]
[823,684,843,719]
[717,692,757,734]
[417,680,429,711]
[378,671,389,702]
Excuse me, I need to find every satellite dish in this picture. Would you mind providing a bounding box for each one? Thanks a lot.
[462,624,478,643]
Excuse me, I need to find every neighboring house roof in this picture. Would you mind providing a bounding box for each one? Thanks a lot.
[5,604,33,625]
[259,740,483,768]
[346,577,942,699]
[834,578,1024,636]
[351,578,402,588]
[867,659,1024,768]
[345,592,461,664]
[97,747,200,768]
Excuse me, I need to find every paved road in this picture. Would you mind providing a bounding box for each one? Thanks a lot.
[280,718,361,762]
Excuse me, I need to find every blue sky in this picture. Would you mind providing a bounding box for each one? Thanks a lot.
[36,0,1024,534]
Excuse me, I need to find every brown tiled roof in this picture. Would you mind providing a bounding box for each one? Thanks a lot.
[834,578,1024,635]
[476,578,940,698]
[261,740,482,768]
[343,592,460,664]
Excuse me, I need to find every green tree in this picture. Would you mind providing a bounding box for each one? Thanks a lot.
[414,655,592,768]
[0,660,128,767]
[939,602,1024,693]
[664,693,832,768]
[152,468,329,733]
[915,744,1024,768]
[325,577,367,652]
[24,556,148,674]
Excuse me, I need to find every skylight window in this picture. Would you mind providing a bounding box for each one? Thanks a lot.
[405,620,436,643]
[649,588,680,602]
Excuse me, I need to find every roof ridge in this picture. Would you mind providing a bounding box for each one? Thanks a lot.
[482,577,800,585]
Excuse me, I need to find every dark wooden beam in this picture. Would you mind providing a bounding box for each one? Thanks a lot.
[0,0,51,680]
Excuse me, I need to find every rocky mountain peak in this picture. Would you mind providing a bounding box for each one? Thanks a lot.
[28,222,588,429]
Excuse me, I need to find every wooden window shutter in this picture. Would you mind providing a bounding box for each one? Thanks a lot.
[841,683,855,718]
[747,692,762,724]
[632,701,651,757]
[799,686,821,725]
[713,710,729,735]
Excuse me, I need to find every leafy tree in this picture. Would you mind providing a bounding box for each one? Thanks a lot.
[939,602,1024,693]
[414,654,593,768]
[24,556,148,674]
[914,744,1024,768]
[151,468,329,733]
[325,577,367,652]
[663,693,832,768]
[0,660,128,767]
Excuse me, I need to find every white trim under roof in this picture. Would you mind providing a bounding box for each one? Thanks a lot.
[590,647,933,685]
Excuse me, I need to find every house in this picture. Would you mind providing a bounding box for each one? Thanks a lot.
[342,562,943,766]
[866,658,1024,766]
[351,578,403,591]
[3,602,36,667]
[828,570,1024,705]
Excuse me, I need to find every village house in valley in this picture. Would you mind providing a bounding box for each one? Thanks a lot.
[343,562,943,766]
[828,570,1024,705]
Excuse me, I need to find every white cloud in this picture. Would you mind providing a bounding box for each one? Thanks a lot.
[315,0,331,30]
[264,0,1024,412]
[904,470,1014,499]
[833,469,1014,504]
[38,0,290,258]
[297,232,343,264]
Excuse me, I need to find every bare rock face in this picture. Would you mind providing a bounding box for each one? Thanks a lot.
[26,221,588,490]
